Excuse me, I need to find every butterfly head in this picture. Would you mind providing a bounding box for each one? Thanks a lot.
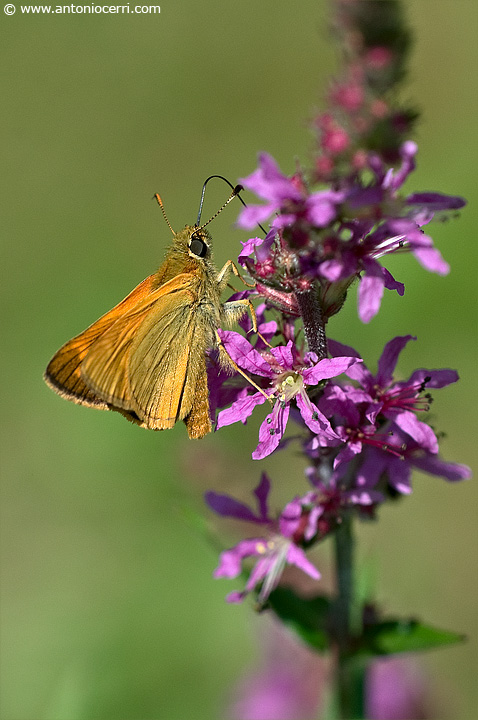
[169,225,212,262]
[188,226,211,259]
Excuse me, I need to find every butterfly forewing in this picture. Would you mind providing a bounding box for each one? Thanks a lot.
[81,272,209,433]
[44,274,158,408]
[80,304,149,410]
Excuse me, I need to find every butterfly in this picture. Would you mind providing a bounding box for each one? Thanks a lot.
[44,181,267,439]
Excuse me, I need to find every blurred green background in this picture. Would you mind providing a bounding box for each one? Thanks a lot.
[1,1,477,718]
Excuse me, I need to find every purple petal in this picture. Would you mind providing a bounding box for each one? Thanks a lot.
[304,505,324,541]
[392,411,439,454]
[408,232,450,274]
[279,496,304,538]
[319,384,361,426]
[238,236,264,264]
[346,185,384,208]
[214,540,261,578]
[411,455,471,481]
[382,266,405,295]
[319,257,348,282]
[407,368,459,389]
[344,387,376,404]
[376,335,415,387]
[334,441,362,470]
[406,192,466,211]
[328,339,373,386]
[356,452,386,488]
[245,555,273,592]
[302,356,361,385]
[254,473,271,520]
[358,259,385,323]
[305,190,343,227]
[240,152,301,203]
[286,544,321,581]
[257,320,278,343]
[205,491,263,523]
[271,213,299,229]
[386,140,417,190]
[256,230,279,262]
[296,393,336,437]
[216,389,265,428]
[346,489,383,504]
[387,457,413,494]
[218,329,273,376]
[270,341,296,369]
[252,404,290,460]
[327,339,360,359]
[237,203,276,230]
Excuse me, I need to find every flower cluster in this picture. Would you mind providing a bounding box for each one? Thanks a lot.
[202,0,470,609]
[206,334,469,603]
[206,474,321,605]
[237,149,464,324]
[217,333,359,460]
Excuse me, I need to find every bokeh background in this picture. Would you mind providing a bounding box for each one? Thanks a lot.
[1,1,477,718]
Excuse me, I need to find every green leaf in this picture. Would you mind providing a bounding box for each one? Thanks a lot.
[362,618,465,656]
[267,587,331,651]
[268,587,465,658]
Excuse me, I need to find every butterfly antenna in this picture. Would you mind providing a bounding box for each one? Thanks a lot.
[196,175,268,235]
[197,184,244,231]
[154,193,175,235]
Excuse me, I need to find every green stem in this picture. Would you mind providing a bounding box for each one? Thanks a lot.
[333,514,366,719]
[294,287,327,360]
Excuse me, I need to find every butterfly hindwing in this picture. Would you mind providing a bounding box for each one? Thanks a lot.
[183,359,211,438]
[127,278,210,431]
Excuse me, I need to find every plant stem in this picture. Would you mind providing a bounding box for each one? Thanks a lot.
[295,287,327,359]
[333,513,366,719]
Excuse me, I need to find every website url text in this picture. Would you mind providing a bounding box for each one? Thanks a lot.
[4,4,160,13]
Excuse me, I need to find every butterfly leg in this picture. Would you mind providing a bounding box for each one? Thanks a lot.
[223,297,272,348]
[215,329,272,402]
[218,261,271,343]
[217,259,255,290]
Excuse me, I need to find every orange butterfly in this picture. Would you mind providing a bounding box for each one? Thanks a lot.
[44,184,266,438]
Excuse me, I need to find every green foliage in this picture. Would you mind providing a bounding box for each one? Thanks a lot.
[361,618,465,656]
[267,587,331,650]
[268,587,465,657]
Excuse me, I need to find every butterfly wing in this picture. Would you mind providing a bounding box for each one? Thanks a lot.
[44,274,158,408]
[125,279,213,435]
[182,359,211,439]
[81,273,212,435]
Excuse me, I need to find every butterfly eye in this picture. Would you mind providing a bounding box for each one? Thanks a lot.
[189,233,208,258]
